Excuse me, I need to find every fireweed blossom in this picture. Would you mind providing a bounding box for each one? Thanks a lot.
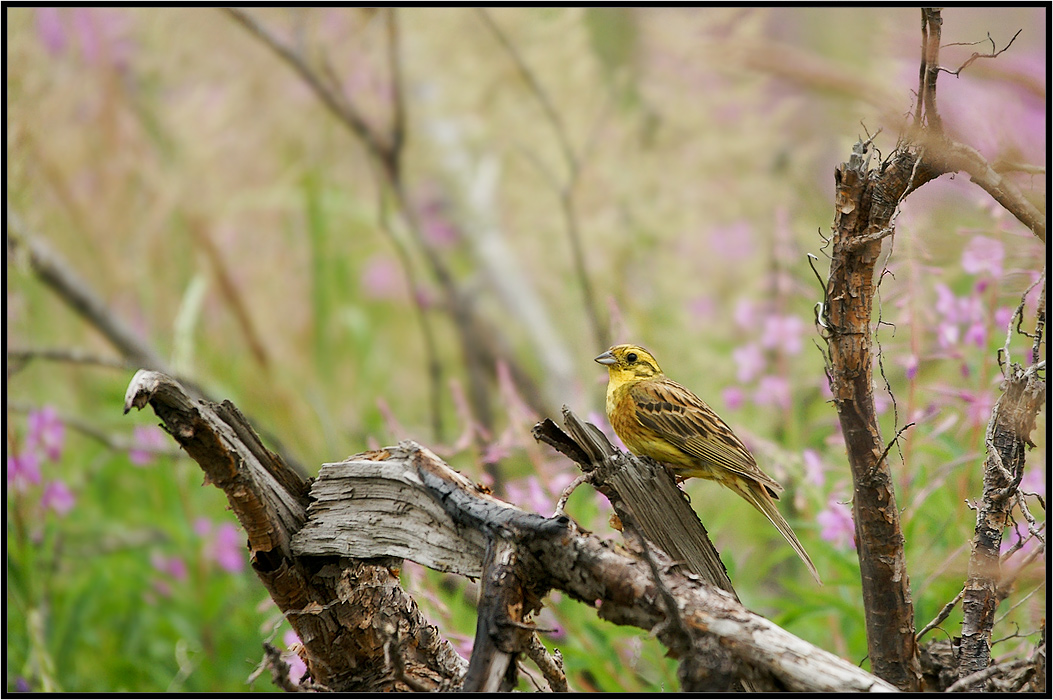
[129,425,168,466]
[7,452,42,491]
[196,519,246,573]
[960,235,1005,279]
[817,497,855,550]
[27,406,65,462]
[41,480,76,515]
[732,343,766,383]
[802,449,825,488]
[282,630,308,684]
[761,313,806,356]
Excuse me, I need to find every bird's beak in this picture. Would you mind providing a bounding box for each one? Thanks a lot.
[594,350,617,366]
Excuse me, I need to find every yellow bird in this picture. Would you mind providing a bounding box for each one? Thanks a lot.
[595,343,821,584]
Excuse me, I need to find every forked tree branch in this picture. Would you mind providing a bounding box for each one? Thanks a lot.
[820,7,1045,691]
[125,370,897,692]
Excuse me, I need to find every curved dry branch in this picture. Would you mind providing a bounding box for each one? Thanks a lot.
[123,370,468,692]
[295,439,897,693]
[125,370,897,692]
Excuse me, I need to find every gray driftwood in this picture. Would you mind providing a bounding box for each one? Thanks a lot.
[125,370,897,692]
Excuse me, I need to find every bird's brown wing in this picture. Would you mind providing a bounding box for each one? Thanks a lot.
[629,379,784,497]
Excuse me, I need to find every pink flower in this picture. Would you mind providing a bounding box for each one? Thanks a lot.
[480,441,512,464]
[505,476,551,515]
[686,295,715,323]
[282,630,308,684]
[817,497,855,549]
[752,375,791,410]
[129,425,168,466]
[7,452,42,491]
[1019,467,1044,495]
[802,449,825,488]
[902,354,919,382]
[761,314,805,355]
[35,7,67,54]
[195,519,246,573]
[963,322,987,348]
[27,406,65,462]
[41,480,76,515]
[193,517,213,537]
[934,283,960,322]
[936,323,959,348]
[960,390,996,428]
[211,523,246,573]
[873,390,891,415]
[733,299,758,329]
[360,255,403,300]
[961,236,1004,278]
[70,8,134,68]
[722,386,744,411]
[708,220,755,261]
[151,553,189,581]
[732,343,766,383]
[994,306,1015,332]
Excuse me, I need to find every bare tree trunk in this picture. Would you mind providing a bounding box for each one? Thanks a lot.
[823,142,927,692]
[959,359,1046,678]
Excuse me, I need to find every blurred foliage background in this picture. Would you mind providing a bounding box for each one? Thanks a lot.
[6,7,1046,693]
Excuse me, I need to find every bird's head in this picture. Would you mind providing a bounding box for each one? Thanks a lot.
[594,344,664,381]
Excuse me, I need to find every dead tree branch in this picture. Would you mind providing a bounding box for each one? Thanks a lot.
[7,204,308,479]
[820,8,1045,690]
[534,409,738,599]
[125,370,896,692]
[295,438,895,692]
[124,370,468,692]
[824,136,926,692]
[958,360,1045,679]
[8,205,169,375]
[224,8,559,486]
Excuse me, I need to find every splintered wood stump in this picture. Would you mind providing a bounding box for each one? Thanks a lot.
[534,408,738,599]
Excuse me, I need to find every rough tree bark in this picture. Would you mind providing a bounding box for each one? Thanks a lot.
[820,8,1045,692]
[123,370,468,692]
[824,133,929,695]
[958,334,1046,679]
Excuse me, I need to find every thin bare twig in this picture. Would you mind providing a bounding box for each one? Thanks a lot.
[921,135,1046,242]
[999,271,1045,372]
[8,400,184,460]
[994,581,1045,628]
[523,634,568,693]
[223,8,391,164]
[7,203,308,477]
[945,657,1034,693]
[7,347,135,372]
[917,588,964,642]
[939,29,1023,78]
[7,204,168,373]
[476,8,609,350]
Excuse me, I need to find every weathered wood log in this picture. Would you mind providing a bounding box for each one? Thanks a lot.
[294,441,897,692]
[123,370,468,692]
[126,370,898,692]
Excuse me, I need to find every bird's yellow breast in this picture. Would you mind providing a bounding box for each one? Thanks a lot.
[606,379,694,468]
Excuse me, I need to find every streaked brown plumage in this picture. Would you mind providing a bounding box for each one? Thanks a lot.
[596,343,821,584]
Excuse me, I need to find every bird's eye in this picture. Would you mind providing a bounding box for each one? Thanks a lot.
[626,352,638,363]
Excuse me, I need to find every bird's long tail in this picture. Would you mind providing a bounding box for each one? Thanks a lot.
[735,479,822,585]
